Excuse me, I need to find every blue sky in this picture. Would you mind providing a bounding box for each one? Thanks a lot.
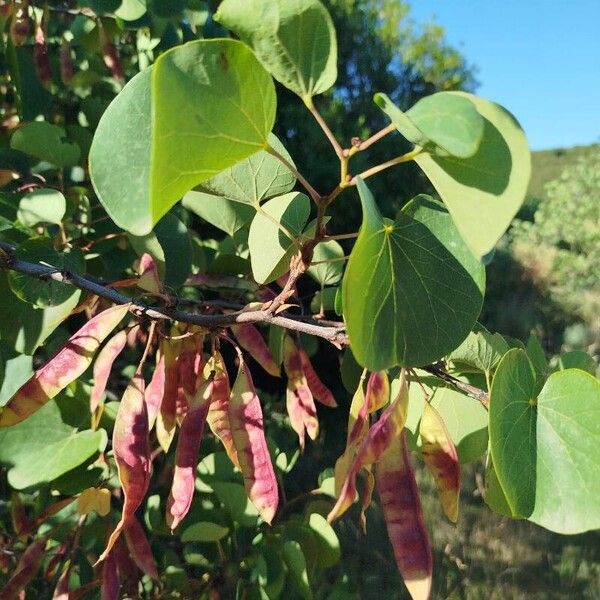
[409,1,600,150]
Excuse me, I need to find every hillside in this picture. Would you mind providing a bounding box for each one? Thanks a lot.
[527,143,600,200]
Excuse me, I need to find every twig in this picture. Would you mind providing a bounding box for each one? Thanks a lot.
[420,363,489,408]
[0,241,347,347]
[348,123,396,155]
[265,143,322,204]
[351,147,422,184]
[308,102,343,159]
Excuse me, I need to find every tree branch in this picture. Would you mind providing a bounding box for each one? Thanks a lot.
[307,102,344,159]
[420,363,489,408]
[0,241,347,347]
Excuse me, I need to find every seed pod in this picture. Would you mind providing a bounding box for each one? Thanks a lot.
[112,537,138,596]
[299,348,337,407]
[366,370,390,412]
[333,377,369,496]
[59,39,73,85]
[90,327,133,414]
[27,497,76,534]
[283,336,318,450]
[9,6,30,47]
[206,353,239,469]
[33,19,52,88]
[229,359,278,524]
[98,20,124,83]
[377,430,432,600]
[0,303,130,427]
[137,253,162,294]
[52,563,71,600]
[10,492,29,538]
[144,349,165,430]
[231,324,279,377]
[176,330,205,423]
[166,376,213,530]
[156,335,180,452]
[98,373,151,563]
[100,548,119,600]
[329,370,409,522]
[0,536,47,600]
[123,516,158,580]
[0,2,14,18]
[420,401,460,523]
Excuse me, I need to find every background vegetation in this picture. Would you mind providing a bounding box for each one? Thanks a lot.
[0,0,598,598]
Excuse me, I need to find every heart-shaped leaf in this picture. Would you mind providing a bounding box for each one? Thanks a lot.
[489,348,600,533]
[10,121,80,167]
[413,93,531,258]
[248,192,310,284]
[375,92,484,158]
[216,0,337,105]
[343,181,484,370]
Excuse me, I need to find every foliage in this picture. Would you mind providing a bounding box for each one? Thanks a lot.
[0,1,598,600]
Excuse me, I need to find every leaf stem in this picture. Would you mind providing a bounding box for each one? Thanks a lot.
[351,147,422,184]
[265,143,322,204]
[323,232,359,241]
[347,123,396,156]
[308,102,344,159]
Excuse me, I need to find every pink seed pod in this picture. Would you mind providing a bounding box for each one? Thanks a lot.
[377,430,432,600]
[166,376,213,530]
[59,39,73,85]
[33,20,52,88]
[0,536,47,599]
[329,370,409,522]
[90,327,135,414]
[365,370,390,413]
[231,324,279,377]
[156,335,180,452]
[0,303,130,427]
[206,352,239,469]
[144,349,165,431]
[419,401,460,524]
[298,347,337,407]
[98,21,124,83]
[100,547,119,600]
[97,373,151,563]
[283,336,318,450]
[137,253,162,294]
[123,516,158,580]
[229,359,278,524]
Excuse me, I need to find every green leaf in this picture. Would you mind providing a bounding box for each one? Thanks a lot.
[307,513,340,568]
[282,540,312,600]
[413,93,531,258]
[216,0,337,104]
[448,325,509,377]
[17,189,66,227]
[0,400,107,489]
[181,521,230,542]
[115,0,146,20]
[89,69,153,235]
[183,192,255,236]
[375,92,484,158]
[310,287,338,314]
[211,481,260,527]
[10,122,80,168]
[0,344,33,407]
[248,192,310,284]
[484,458,518,518]
[150,39,276,231]
[556,351,596,375]
[0,272,81,355]
[8,238,85,308]
[490,348,600,533]
[129,212,192,288]
[405,372,488,463]
[343,183,484,370]
[307,240,344,286]
[193,134,296,205]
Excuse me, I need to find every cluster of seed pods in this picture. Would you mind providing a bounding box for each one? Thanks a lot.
[0,254,461,600]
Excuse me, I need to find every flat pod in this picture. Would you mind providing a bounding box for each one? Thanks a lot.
[377,430,432,600]
[229,360,278,524]
[0,303,130,427]
[98,373,151,562]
